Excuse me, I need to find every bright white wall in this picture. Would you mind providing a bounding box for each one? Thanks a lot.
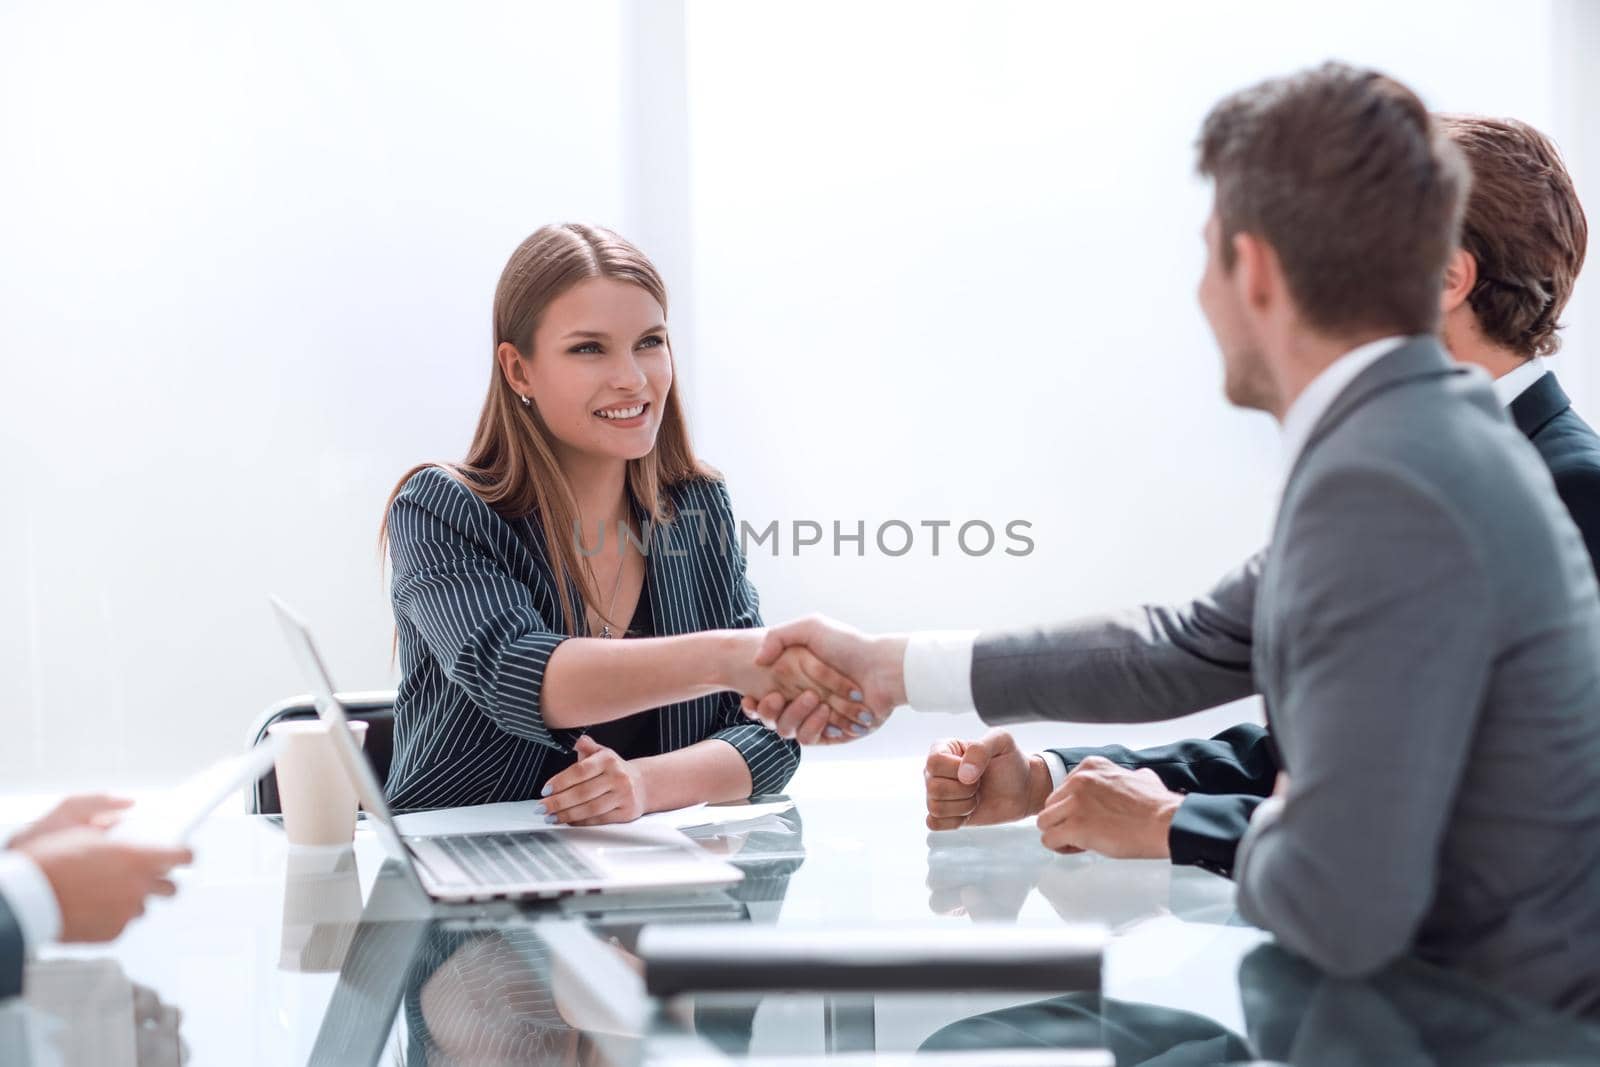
[0,1,629,787]
[681,0,1578,760]
[0,0,1590,786]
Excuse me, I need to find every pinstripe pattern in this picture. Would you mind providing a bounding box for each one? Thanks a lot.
[383,466,799,810]
[403,927,572,1062]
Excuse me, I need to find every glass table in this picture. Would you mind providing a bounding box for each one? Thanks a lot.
[7,757,1600,1065]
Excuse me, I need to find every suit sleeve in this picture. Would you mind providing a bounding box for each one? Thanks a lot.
[1049,722,1278,795]
[1049,722,1277,877]
[698,481,802,795]
[1550,464,1600,578]
[0,891,22,1000]
[1166,794,1264,876]
[1235,463,1491,978]
[971,553,1261,724]
[388,469,570,750]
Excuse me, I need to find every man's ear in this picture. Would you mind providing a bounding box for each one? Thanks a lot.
[1440,248,1476,315]
[1232,231,1278,313]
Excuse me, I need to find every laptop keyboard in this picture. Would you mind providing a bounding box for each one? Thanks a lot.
[435,831,599,886]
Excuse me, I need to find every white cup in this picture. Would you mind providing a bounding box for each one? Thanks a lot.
[268,719,367,847]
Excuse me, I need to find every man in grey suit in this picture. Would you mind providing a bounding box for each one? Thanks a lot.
[1,795,190,1000]
[912,113,1600,883]
[743,63,1600,1013]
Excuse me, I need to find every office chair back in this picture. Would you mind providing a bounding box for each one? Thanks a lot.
[247,691,397,815]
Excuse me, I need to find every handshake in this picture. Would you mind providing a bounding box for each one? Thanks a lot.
[733,617,1184,858]
[731,616,909,743]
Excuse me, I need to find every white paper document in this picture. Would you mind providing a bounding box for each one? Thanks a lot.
[111,740,282,846]
[649,799,795,831]
[389,798,794,838]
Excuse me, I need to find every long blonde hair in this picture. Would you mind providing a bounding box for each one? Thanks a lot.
[382,223,715,635]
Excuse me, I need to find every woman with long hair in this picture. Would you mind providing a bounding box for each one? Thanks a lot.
[379,224,869,820]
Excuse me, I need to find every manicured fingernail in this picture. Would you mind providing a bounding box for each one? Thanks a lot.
[531,803,547,816]
[859,711,874,725]
[851,723,867,735]
[850,690,863,702]
[826,726,842,739]
[541,784,552,798]
[545,814,559,825]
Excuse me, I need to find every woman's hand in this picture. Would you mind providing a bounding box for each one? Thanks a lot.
[736,616,905,744]
[540,736,649,826]
[718,630,874,730]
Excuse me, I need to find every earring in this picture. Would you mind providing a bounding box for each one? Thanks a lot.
[519,394,531,407]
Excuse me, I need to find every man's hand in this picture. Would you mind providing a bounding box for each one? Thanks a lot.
[541,735,650,826]
[6,793,133,849]
[740,615,908,743]
[17,828,191,942]
[1035,756,1184,859]
[719,629,874,733]
[924,729,1052,830]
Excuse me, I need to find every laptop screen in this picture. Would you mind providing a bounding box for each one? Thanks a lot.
[269,596,427,894]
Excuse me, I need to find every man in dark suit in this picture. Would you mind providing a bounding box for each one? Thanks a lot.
[922,113,1598,879]
[1,795,190,1000]
[1442,115,1600,560]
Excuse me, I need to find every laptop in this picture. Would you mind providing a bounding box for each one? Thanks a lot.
[268,596,744,902]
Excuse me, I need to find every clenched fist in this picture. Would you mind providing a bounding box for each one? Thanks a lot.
[924,729,1052,831]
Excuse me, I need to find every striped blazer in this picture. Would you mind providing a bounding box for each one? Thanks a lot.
[383,466,799,810]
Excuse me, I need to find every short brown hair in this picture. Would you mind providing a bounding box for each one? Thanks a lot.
[1439,115,1588,358]
[1198,62,1469,339]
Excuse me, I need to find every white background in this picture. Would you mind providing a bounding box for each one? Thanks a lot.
[2,0,1596,788]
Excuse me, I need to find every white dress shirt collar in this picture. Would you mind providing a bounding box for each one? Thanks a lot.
[1492,356,1549,407]
[1278,335,1409,475]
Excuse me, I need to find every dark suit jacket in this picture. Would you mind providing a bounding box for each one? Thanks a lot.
[1050,369,1600,877]
[1,892,22,999]
[1512,371,1600,567]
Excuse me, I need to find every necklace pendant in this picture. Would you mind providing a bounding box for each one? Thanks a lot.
[600,624,613,639]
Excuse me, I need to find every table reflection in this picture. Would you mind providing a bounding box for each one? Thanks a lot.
[923,941,1600,1066]
[281,845,365,973]
[310,808,810,1064]
[923,825,1233,929]
[1240,943,1600,1065]
[403,925,631,1066]
[7,957,187,1067]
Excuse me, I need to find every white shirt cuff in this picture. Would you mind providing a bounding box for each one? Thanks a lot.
[902,630,980,713]
[0,851,62,948]
[1039,751,1069,790]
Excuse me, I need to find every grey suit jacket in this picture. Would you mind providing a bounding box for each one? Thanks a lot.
[971,338,1600,1013]
[1,892,22,999]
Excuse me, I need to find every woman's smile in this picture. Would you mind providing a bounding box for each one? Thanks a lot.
[593,400,651,428]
